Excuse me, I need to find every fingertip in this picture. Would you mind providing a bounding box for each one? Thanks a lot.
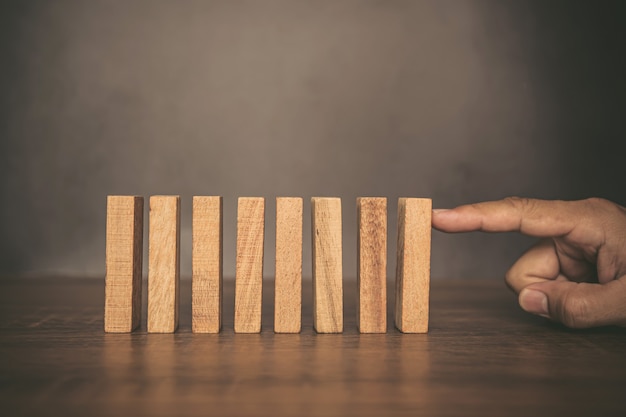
[519,288,550,318]
[431,208,459,231]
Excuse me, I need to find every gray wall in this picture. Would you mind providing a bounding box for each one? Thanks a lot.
[1,1,624,279]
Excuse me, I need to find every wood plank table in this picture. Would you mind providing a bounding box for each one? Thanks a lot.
[1,278,625,417]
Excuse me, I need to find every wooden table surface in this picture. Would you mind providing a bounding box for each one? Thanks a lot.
[1,277,625,417]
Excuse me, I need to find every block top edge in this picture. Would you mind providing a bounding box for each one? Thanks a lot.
[398,197,433,202]
[311,196,341,201]
[238,197,265,202]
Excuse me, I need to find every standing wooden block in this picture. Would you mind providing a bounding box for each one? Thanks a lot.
[357,197,387,333]
[274,197,303,333]
[104,196,144,333]
[147,196,181,333]
[395,198,431,333]
[234,197,265,333]
[311,197,343,333]
[192,196,223,333]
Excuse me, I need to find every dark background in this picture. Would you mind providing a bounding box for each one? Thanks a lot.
[1,0,624,280]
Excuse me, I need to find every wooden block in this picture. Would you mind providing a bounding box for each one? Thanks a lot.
[104,196,143,333]
[274,197,303,333]
[395,198,431,333]
[357,197,387,333]
[234,197,265,333]
[311,197,343,333]
[192,196,223,333]
[147,196,181,333]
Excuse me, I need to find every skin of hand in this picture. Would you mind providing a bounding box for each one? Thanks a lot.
[432,197,626,328]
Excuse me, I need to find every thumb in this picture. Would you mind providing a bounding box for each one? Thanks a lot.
[518,278,626,328]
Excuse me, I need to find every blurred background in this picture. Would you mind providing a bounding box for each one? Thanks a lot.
[0,0,624,280]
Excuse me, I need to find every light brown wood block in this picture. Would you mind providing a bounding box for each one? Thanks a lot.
[274,197,303,333]
[357,197,387,333]
[234,197,265,333]
[104,196,144,333]
[192,196,223,333]
[147,196,181,333]
[395,198,431,333]
[311,197,343,333]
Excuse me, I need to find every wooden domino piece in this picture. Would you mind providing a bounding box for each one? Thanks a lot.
[357,197,387,333]
[395,198,431,333]
[234,197,265,333]
[104,196,144,333]
[192,196,223,333]
[147,196,181,333]
[311,197,343,333]
[274,197,303,333]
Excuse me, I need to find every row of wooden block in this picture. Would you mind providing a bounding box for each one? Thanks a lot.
[104,196,431,334]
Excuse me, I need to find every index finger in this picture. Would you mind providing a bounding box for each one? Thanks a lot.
[432,197,577,237]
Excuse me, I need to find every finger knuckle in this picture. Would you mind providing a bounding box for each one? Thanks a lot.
[504,268,514,284]
[504,267,524,291]
[560,292,593,329]
[503,196,526,207]
[504,196,534,213]
[583,197,625,224]
[504,269,516,289]
[584,197,611,207]
[503,197,542,230]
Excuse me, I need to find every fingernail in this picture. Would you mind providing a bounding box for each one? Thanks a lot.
[432,209,449,214]
[519,289,549,317]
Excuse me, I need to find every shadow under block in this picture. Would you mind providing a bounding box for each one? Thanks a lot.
[104,196,144,333]
[147,196,181,333]
[395,198,431,333]
[234,197,265,333]
[192,196,223,333]
[357,197,387,333]
[274,197,303,333]
[311,197,343,333]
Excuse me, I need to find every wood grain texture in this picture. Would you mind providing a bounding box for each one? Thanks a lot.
[311,197,343,333]
[5,278,626,417]
[234,197,265,333]
[147,195,181,333]
[395,198,431,333]
[274,197,303,333]
[357,197,387,333]
[104,195,143,333]
[192,196,223,333]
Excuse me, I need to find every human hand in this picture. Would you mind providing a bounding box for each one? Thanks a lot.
[432,197,626,328]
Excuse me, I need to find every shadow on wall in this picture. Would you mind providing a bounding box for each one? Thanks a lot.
[0,0,624,278]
